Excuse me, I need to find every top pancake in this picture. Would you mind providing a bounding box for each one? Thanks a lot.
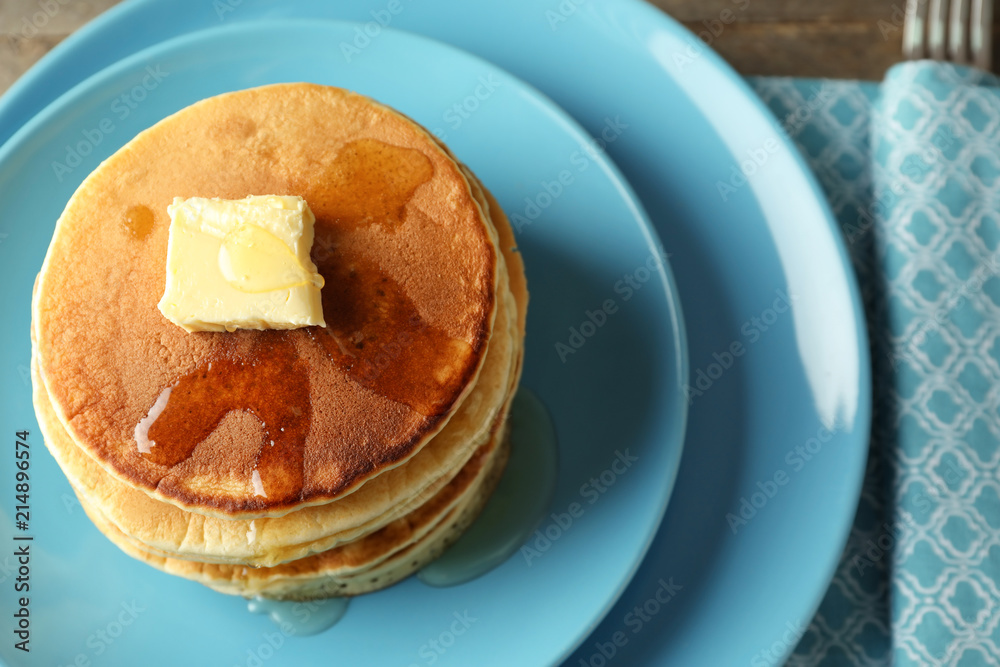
[32,84,498,516]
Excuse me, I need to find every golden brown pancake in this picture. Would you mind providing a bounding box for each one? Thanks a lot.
[32,168,527,569]
[31,83,530,600]
[31,264,518,565]
[79,426,510,600]
[33,84,500,516]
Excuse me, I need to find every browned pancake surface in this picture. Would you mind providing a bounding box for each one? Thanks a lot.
[34,84,497,515]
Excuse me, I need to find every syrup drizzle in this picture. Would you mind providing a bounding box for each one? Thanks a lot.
[122,204,154,239]
[305,138,471,417]
[305,138,433,229]
[136,140,468,505]
[248,596,350,636]
[143,335,311,507]
[246,389,558,636]
[418,389,558,587]
[309,250,473,418]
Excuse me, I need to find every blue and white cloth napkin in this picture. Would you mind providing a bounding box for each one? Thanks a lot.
[751,61,1000,666]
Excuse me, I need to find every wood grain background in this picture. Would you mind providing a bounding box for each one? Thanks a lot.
[1,0,998,98]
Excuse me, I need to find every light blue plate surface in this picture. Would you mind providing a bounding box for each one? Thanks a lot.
[0,19,686,667]
[0,1,872,665]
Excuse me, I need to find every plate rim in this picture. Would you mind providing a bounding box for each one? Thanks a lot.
[0,16,690,667]
[0,1,872,664]
[613,0,872,655]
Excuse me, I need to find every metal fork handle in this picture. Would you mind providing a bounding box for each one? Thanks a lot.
[971,0,995,68]
[904,0,993,70]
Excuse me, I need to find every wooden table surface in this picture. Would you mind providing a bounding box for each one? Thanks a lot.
[1,0,997,98]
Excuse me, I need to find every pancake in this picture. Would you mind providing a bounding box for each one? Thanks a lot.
[31,263,518,565]
[31,83,531,600]
[32,83,499,517]
[32,171,527,567]
[79,421,511,600]
[468,178,527,345]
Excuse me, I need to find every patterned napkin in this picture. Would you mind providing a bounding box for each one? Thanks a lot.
[751,61,1000,666]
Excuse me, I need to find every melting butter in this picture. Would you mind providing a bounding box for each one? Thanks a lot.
[158,195,326,332]
[219,224,318,293]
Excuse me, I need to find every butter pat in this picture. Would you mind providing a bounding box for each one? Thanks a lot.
[158,195,326,332]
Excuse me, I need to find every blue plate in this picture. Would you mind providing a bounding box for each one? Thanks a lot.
[0,20,687,667]
[0,1,872,665]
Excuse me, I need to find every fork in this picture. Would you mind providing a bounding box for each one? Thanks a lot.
[903,0,994,69]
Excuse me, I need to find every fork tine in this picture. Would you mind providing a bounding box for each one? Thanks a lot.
[905,0,994,69]
[949,0,972,63]
[971,0,994,70]
[929,0,950,59]
[904,0,930,59]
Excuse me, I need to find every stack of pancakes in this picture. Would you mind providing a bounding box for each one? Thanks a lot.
[30,84,527,600]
